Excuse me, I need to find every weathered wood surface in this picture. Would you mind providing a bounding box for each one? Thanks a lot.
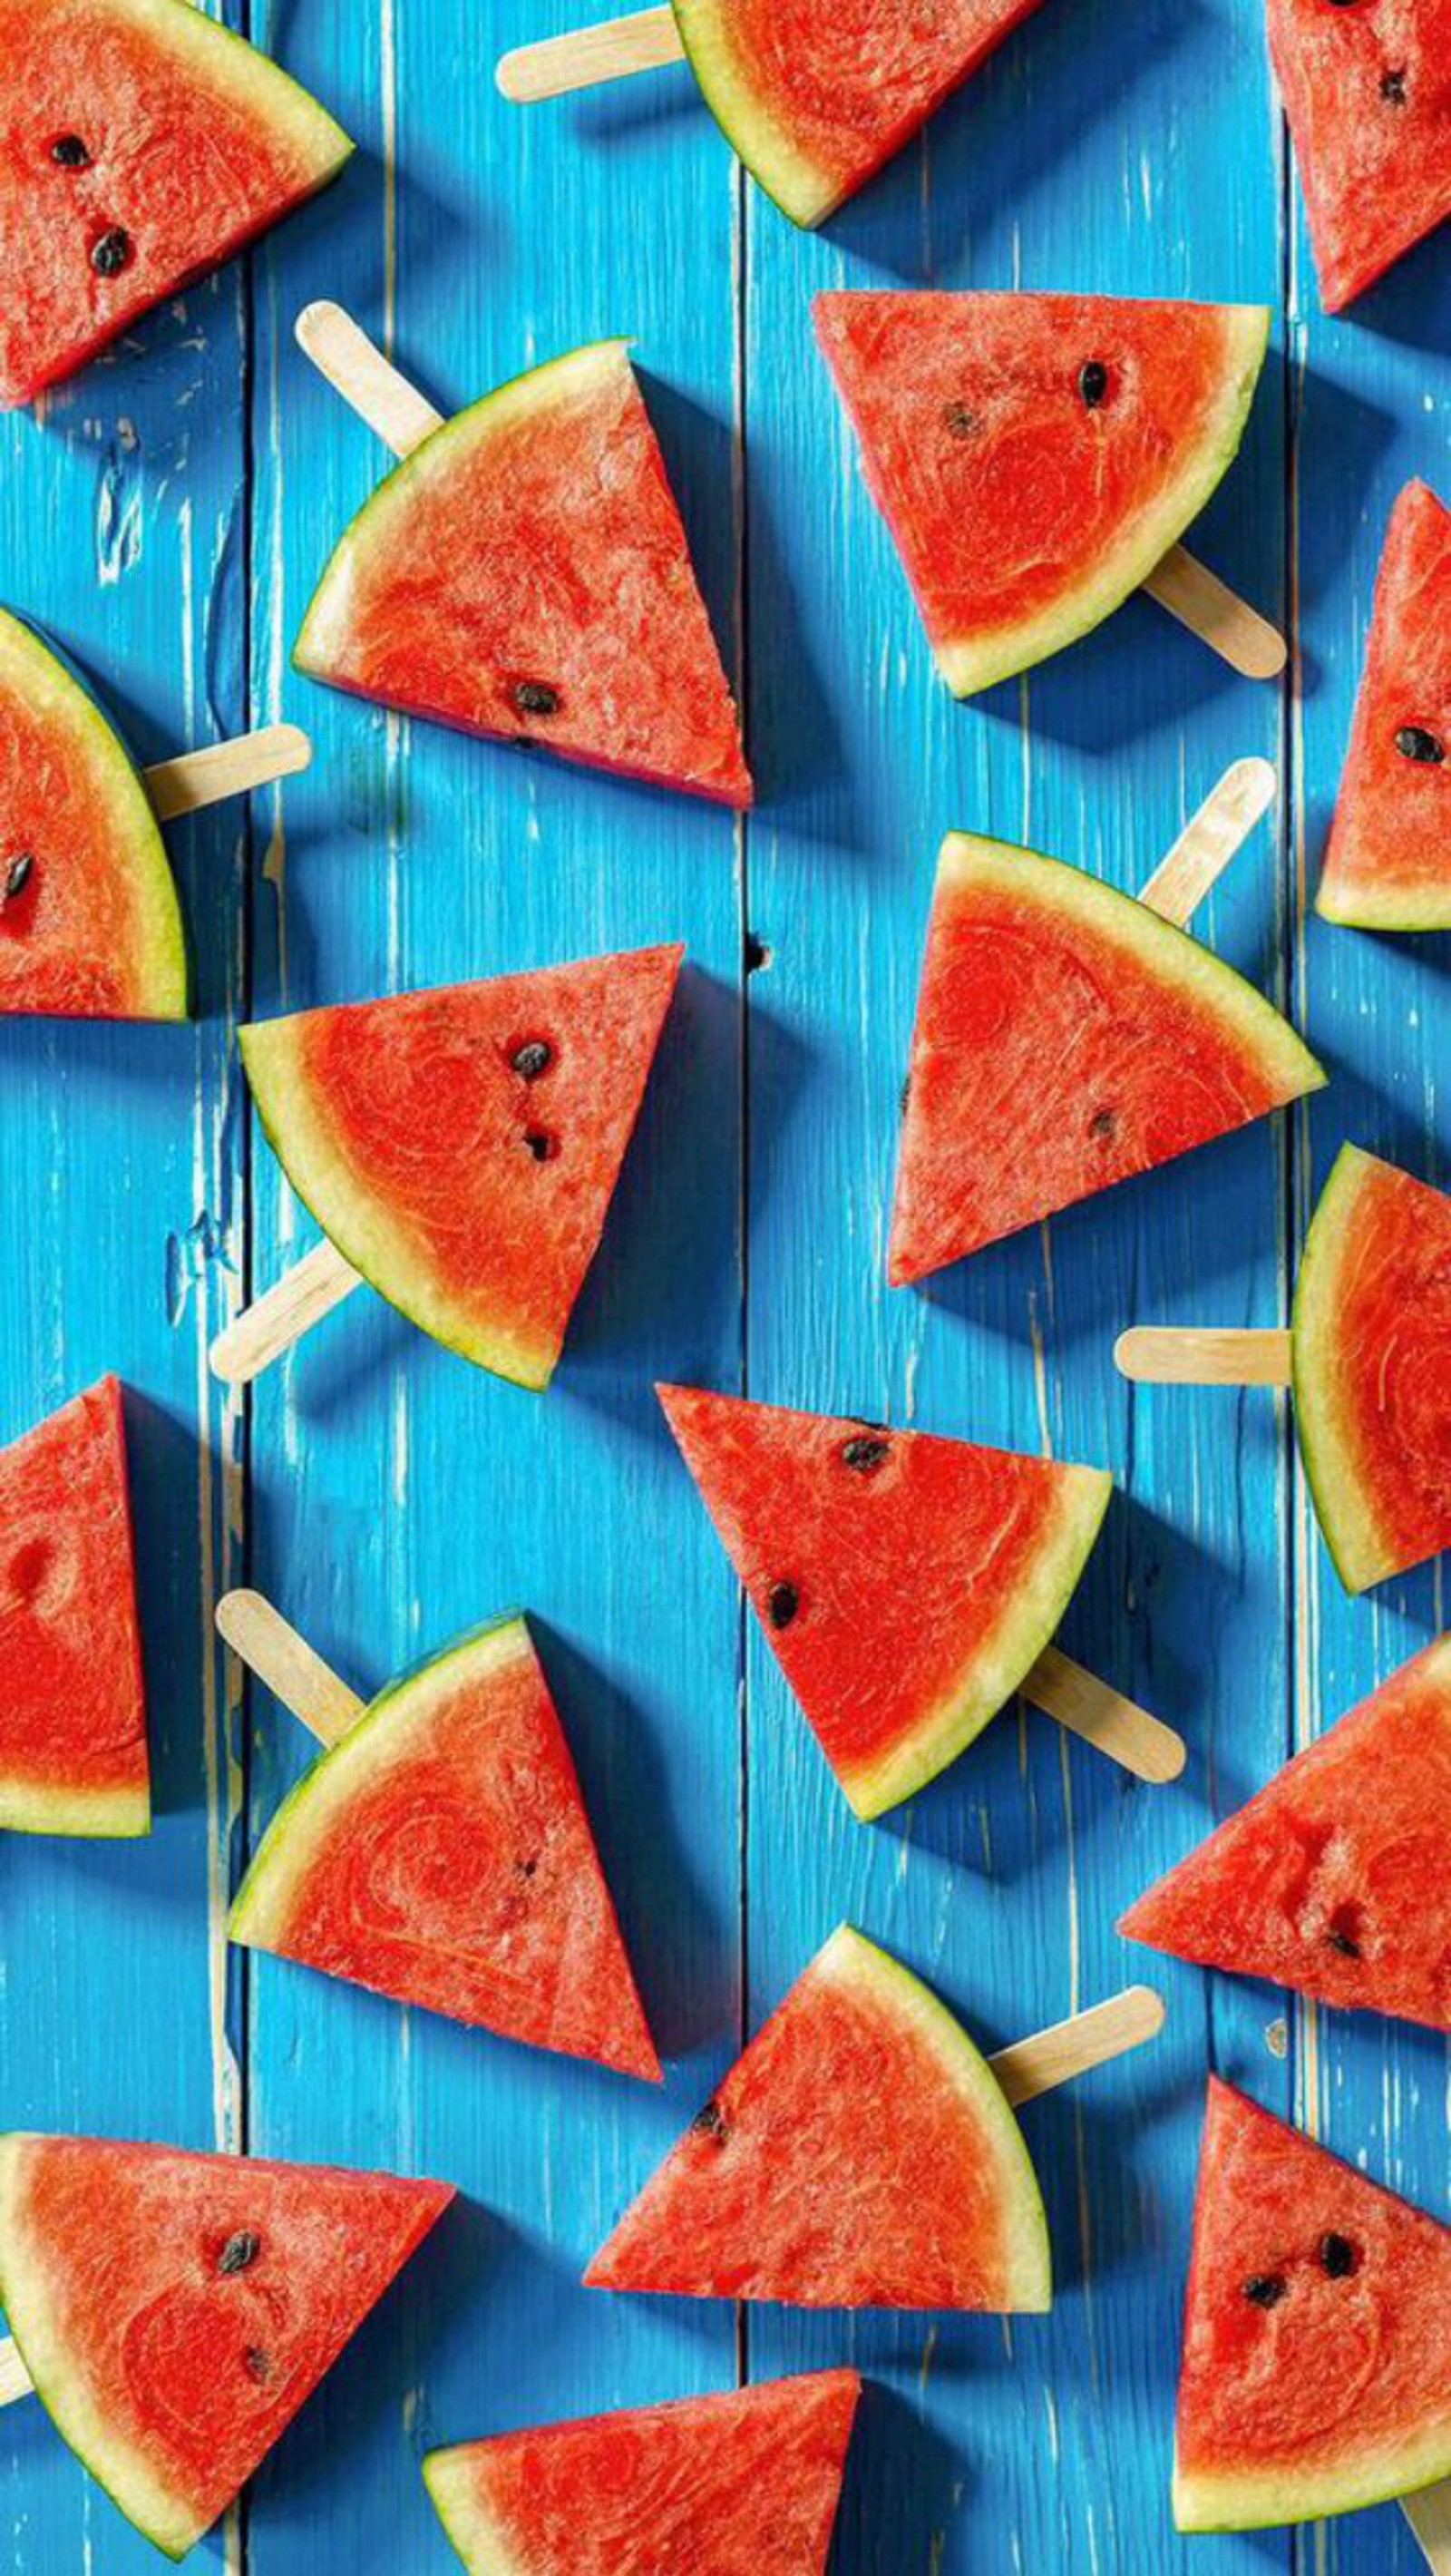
[0,0,1446,2564]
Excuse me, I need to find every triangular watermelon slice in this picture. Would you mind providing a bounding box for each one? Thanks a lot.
[424,2369,861,2574]
[1268,0,1451,314]
[586,1926,1051,2310]
[0,1376,150,1836]
[294,342,752,807]
[1317,481,1451,932]
[1175,2078,1451,2530]
[672,0,1051,228]
[0,0,352,408]
[1291,1145,1451,1594]
[241,943,683,1390]
[0,2131,452,2559]
[0,610,187,1020]
[658,1382,1111,1817]
[889,832,1324,1281]
[814,291,1270,696]
[1120,1635,1451,2030]
[230,1613,659,2080]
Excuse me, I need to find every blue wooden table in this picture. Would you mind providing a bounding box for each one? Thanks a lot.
[2,0,1447,2562]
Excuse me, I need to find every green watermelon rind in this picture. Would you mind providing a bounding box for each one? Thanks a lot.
[229,1612,531,1958]
[1290,1143,1398,1596]
[424,2447,531,2576]
[102,0,354,188]
[844,1455,1114,1820]
[0,2134,200,2560]
[930,305,1272,698]
[1314,875,1451,933]
[1175,2448,1451,2536]
[0,611,189,1022]
[0,1776,151,1839]
[668,0,842,229]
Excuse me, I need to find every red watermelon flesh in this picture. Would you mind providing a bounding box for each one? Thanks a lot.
[295,342,752,808]
[0,1376,150,1836]
[0,0,351,408]
[1174,2079,1451,2529]
[241,945,682,1390]
[814,291,1270,696]
[586,1926,1052,2310]
[1268,0,1451,314]
[230,1615,659,2081]
[890,834,1323,1280]
[1291,1145,1451,1594]
[424,2369,861,2575]
[1121,1635,1451,2030]
[1318,481,1451,931]
[659,1381,1111,1817]
[0,2132,453,2559]
[672,0,1050,228]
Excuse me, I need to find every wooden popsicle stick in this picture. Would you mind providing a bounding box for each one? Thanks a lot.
[989,1984,1165,2108]
[209,1236,362,1388]
[1115,1326,1293,1388]
[216,1586,365,1748]
[143,723,312,823]
[496,4,683,101]
[1022,1644,1186,1784]
[1142,544,1287,682]
[0,2340,32,2408]
[1137,756,1278,929]
[296,301,443,461]
[1403,2480,1451,2571]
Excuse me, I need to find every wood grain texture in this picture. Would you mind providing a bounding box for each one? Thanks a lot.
[0,0,1445,2566]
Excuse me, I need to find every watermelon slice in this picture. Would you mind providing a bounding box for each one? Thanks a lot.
[294,342,751,807]
[0,0,351,408]
[586,1925,1052,2310]
[241,943,682,1390]
[0,609,187,1020]
[424,2368,861,2574]
[1120,1634,1451,2030]
[0,2131,452,2559]
[230,1614,659,2080]
[1292,1144,1451,1594]
[1174,2078,1451,2530]
[1317,480,1451,932]
[889,833,1324,1281]
[671,0,1051,228]
[0,1377,150,1836]
[814,291,1271,696]
[658,1382,1111,1817]
[1268,0,1451,314]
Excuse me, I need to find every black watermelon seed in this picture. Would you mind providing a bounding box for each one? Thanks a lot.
[691,2100,728,2142]
[4,854,35,903]
[1078,360,1110,409]
[243,2347,271,2384]
[1242,2273,1285,2308]
[1327,1926,1361,1958]
[767,1579,799,1630]
[942,401,981,439]
[516,1854,539,1880]
[1320,2232,1358,2278]
[1089,1107,1116,1139]
[523,1127,556,1163]
[511,1039,552,1080]
[219,2230,260,2276]
[1396,724,1444,764]
[50,134,91,168]
[512,680,560,718]
[1380,64,1407,101]
[842,1435,890,1473]
[91,227,131,278]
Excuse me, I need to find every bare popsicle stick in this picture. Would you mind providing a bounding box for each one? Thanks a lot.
[989,1984,1165,2108]
[1142,544,1288,682]
[497,3,683,101]
[143,723,312,823]
[1137,756,1278,929]
[0,2341,32,2408]
[1115,1326,1293,1388]
[216,1587,365,1749]
[1023,1644,1186,1784]
[209,1237,362,1388]
[1403,2481,1451,2571]
[296,301,443,460]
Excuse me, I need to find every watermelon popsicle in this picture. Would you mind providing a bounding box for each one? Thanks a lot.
[218,1587,661,2082]
[1115,1145,1451,1595]
[0,608,309,1021]
[586,1926,1165,2309]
